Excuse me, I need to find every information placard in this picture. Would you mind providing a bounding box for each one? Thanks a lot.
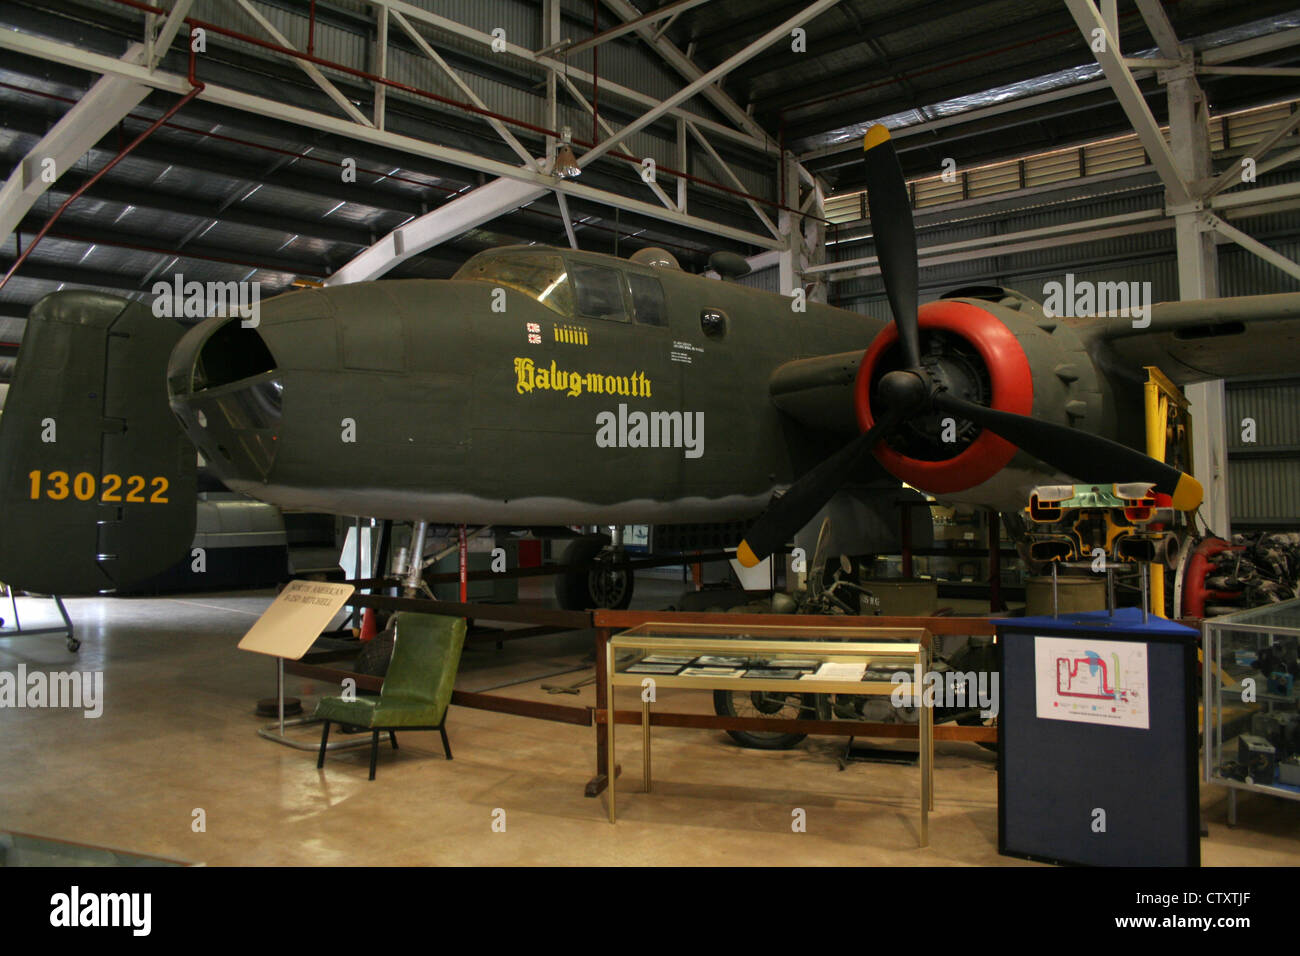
[1034,635,1150,729]
[237,580,355,660]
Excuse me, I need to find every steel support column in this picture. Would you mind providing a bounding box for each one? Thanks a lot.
[1072,0,1229,541]
[1163,19,1230,540]
[1065,0,1190,204]
[778,151,801,295]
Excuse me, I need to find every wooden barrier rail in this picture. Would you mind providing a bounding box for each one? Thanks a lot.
[289,599,1001,796]
[599,708,997,741]
[285,660,593,726]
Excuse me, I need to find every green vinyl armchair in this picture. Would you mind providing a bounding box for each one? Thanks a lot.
[315,612,466,780]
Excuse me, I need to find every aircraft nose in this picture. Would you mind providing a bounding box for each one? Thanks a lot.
[167,314,282,483]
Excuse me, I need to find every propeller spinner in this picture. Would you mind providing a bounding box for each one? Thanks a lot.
[736,125,1202,569]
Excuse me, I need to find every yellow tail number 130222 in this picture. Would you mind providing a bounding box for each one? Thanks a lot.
[28,470,169,503]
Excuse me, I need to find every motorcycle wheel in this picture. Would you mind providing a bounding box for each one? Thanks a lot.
[712,689,829,750]
[956,711,998,752]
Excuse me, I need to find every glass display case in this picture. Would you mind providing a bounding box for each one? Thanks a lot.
[605,620,934,844]
[1203,598,1300,824]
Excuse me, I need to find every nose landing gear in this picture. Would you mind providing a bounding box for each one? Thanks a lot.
[555,534,635,611]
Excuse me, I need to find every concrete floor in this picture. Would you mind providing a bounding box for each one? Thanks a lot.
[0,578,1297,866]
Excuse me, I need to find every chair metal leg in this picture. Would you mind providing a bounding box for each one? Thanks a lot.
[439,722,452,760]
[317,721,330,769]
[389,730,398,750]
[369,730,380,780]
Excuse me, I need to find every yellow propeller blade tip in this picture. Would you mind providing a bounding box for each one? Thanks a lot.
[1171,473,1204,512]
[736,541,760,568]
[863,124,891,152]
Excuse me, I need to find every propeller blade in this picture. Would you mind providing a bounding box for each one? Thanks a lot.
[862,125,921,369]
[737,413,901,568]
[932,394,1203,511]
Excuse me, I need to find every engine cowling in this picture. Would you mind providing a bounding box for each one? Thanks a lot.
[853,297,1102,498]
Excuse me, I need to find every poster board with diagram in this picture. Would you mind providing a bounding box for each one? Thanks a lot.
[996,607,1200,867]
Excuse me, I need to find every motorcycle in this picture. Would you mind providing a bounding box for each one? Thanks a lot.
[712,519,998,751]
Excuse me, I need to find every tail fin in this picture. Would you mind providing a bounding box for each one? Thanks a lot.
[0,291,196,594]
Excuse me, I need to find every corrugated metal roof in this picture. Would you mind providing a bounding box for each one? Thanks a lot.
[3,0,1299,379]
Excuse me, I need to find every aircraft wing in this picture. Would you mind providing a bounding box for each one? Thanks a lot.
[1098,291,1300,384]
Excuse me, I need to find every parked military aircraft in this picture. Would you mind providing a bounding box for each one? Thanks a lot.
[2,125,1298,603]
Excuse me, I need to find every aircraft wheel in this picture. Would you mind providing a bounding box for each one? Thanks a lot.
[67,637,80,652]
[555,536,634,610]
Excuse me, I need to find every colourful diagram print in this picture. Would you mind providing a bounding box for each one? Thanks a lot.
[1033,636,1149,729]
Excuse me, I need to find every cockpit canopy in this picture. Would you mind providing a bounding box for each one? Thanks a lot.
[453,248,666,326]
[454,251,574,316]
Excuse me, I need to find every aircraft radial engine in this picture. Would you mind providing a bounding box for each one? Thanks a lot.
[737,125,1202,568]
[852,289,1110,511]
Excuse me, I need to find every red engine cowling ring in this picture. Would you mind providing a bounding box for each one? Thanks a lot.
[854,299,1034,494]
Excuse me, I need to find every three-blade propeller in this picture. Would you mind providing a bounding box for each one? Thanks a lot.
[737,125,1202,568]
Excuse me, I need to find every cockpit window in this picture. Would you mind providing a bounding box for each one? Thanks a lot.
[571,263,629,322]
[627,274,666,326]
[453,253,573,317]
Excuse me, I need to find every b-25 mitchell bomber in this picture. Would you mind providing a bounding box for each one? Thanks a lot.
[2,126,1298,606]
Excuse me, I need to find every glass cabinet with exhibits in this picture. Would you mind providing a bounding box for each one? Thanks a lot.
[1203,598,1300,824]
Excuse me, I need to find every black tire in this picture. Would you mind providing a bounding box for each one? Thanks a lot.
[955,711,998,752]
[945,640,999,752]
[712,689,828,750]
[554,536,634,610]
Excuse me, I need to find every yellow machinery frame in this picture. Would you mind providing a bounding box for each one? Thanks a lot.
[1143,366,1193,617]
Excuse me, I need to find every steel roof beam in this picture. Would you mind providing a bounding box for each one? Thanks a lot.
[543,0,713,59]
[756,6,1076,114]
[1203,212,1300,282]
[551,73,678,211]
[799,78,1124,165]
[1134,0,1182,59]
[595,0,780,148]
[325,176,546,284]
[1201,26,1300,65]
[145,0,194,70]
[391,10,537,170]
[0,30,781,256]
[1065,0,1190,205]
[0,103,437,217]
[686,121,781,241]
[0,43,150,240]
[0,51,493,192]
[577,0,841,172]
[234,0,374,128]
[1201,108,1300,199]
[364,0,776,155]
